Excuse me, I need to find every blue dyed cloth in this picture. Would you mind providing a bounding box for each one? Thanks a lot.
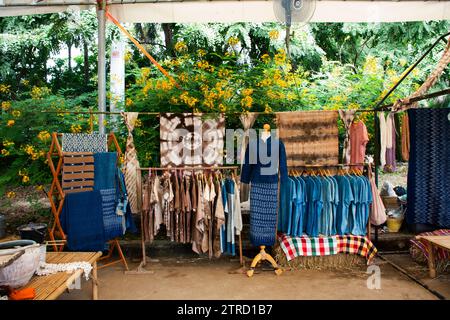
[60,190,106,251]
[241,135,288,184]
[335,176,353,235]
[407,108,450,229]
[250,182,279,246]
[94,152,118,190]
[100,188,125,240]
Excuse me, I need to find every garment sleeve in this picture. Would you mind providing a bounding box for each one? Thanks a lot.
[279,140,288,183]
[240,144,252,184]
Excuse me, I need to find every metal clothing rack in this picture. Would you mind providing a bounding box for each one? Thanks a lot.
[46,132,129,271]
[132,165,242,274]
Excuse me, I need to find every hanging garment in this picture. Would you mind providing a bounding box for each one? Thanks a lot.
[276,111,339,167]
[239,113,258,202]
[407,108,450,229]
[62,153,95,194]
[249,182,279,247]
[142,174,154,242]
[151,175,163,235]
[224,178,236,255]
[117,168,137,234]
[401,113,410,161]
[379,112,387,168]
[161,174,174,241]
[121,112,140,214]
[291,177,306,236]
[335,175,354,235]
[349,121,369,170]
[384,112,397,172]
[192,175,205,254]
[232,178,243,236]
[61,133,107,153]
[369,174,387,226]
[339,109,357,164]
[99,188,124,240]
[213,179,225,258]
[60,190,105,252]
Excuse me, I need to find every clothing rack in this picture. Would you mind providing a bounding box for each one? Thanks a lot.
[134,165,243,273]
[46,132,129,271]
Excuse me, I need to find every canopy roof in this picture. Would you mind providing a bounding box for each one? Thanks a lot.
[1,0,450,22]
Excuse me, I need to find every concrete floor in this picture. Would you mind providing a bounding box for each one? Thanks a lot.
[58,255,446,300]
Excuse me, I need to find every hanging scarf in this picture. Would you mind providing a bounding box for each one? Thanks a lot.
[121,112,140,214]
[338,110,357,164]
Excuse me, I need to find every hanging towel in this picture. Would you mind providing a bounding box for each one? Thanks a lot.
[379,112,387,168]
[384,113,397,172]
[401,113,410,161]
[93,152,118,190]
[407,108,450,229]
[338,109,357,164]
[121,112,141,214]
[62,133,107,153]
[60,190,106,251]
[239,113,258,202]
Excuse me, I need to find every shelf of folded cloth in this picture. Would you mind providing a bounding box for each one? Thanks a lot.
[274,233,377,270]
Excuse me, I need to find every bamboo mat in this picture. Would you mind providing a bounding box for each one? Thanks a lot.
[23,251,101,300]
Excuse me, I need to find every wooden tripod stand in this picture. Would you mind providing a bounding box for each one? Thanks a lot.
[246,245,282,277]
[47,132,129,271]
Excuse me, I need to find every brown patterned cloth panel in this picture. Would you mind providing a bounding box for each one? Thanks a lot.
[276,111,339,167]
[62,153,95,194]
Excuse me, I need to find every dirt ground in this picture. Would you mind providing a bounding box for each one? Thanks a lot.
[57,255,444,300]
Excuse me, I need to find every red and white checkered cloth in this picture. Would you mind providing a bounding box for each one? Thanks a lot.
[278,233,377,264]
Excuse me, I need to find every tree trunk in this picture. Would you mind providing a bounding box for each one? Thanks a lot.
[162,23,175,56]
[83,39,89,86]
[67,41,72,73]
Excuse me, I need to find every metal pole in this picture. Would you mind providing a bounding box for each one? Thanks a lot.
[97,0,106,134]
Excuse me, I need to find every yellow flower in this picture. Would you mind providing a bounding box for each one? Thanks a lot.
[0,84,11,93]
[399,58,407,67]
[197,60,211,70]
[197,49,206,57]
[274,49,286,65]
[1,149,9,156]
[7,120,15,127]
[6,191,16,199]
[31,86,50,100]
[124,51,132,62]
[261,54,270,63]
[219,104,227,112]
[170,97,179,104]
[227,36,240,46]
[21,79,30,86]
[134,119,142,128]
[1,101,11,111]
[22,175,30,183]
[218,68,231,78]
[174,41,188,52]
[241,88,254,96]
[70,124,82,133]
[37,131,51,141]
[269,30,279,40]
[264,104,273,113]
[126,98,134,107]
[35,185,44,191]
[240,96,253,108]
[363,55,380,74]
[178,72,188,83]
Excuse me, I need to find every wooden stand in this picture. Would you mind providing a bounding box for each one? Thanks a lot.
[47,132,129,271]
[246,245,282,277]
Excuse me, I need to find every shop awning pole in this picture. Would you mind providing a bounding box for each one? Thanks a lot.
[97,0,107,134]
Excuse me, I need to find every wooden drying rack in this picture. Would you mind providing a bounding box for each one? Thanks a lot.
[46,132,129,271]
[133,165,243,273]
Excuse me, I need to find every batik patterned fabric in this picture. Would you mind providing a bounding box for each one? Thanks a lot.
[62,133,108,153]
[407,108,450,228]
[276,111,339,167]
[160,113,225,167]
[249,182,279,246]
[100,188,125,240]
[121,112,140,214]
[279,233,377,263]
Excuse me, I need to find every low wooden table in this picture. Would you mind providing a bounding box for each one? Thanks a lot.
[24,251,102,300]
[415,235,450,278]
